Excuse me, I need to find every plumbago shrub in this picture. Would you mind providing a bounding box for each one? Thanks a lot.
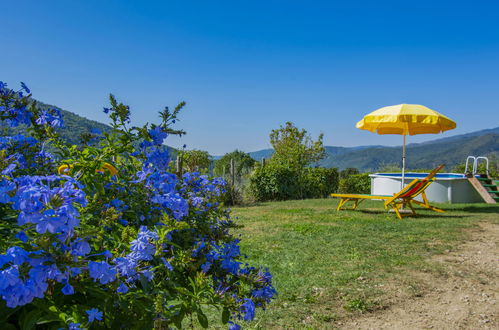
[0,82,276,329]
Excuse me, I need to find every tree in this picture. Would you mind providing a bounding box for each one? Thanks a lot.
[339,167,360,179]
[214,150,255,178]
[269,121,325,169]
[181,149,211,173]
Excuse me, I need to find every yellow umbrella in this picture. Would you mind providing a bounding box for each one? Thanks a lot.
[356,104,456,188]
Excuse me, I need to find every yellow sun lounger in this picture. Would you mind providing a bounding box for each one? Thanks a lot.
[331,165,445,219]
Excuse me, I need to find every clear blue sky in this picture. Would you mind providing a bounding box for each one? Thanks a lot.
[2,0,499,155]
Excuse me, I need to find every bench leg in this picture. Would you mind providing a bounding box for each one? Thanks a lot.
[337,198,349,211]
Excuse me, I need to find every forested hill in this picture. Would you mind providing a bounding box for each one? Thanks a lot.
[0,101,178,156]
[1,101,112,145]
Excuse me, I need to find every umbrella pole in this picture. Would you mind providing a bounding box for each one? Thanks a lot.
[401,134,406,190]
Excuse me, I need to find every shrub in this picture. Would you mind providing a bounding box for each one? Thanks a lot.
[249,163,300,201]
[249,165,339,201]
[302,167,339,198]
[0,81,276,329]
[338,173,371,194]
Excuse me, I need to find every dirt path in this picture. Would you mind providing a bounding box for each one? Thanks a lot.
[341,222,499,330]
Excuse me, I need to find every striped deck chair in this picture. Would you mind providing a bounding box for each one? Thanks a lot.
[331,165,445,219]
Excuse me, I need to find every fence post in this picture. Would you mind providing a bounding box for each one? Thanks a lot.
[230,158,236,187]
[176,154,183,178]
[230,158,236,202]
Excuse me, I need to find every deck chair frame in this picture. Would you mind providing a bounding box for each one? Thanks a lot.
[331,165,445,219]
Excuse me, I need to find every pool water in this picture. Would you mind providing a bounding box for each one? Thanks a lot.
[375,173,467,179]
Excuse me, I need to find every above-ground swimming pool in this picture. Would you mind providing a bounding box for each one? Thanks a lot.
[370,173,483,203]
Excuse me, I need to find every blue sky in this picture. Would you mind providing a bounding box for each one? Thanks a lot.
[2,0,499,154]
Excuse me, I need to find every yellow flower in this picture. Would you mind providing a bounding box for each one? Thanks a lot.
[96,163,118,176]
[57,163,118,176]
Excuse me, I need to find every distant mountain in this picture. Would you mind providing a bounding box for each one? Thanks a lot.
[247,149,274,161]
[246,128,499,172]
[246,144,386,161]
[319,130,499,171]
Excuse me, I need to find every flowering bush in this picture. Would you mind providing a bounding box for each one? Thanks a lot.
[0,81,276,329]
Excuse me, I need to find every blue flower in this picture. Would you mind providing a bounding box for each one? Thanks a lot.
[71,240,91,257]
[20,82,30,94]
[144,147,170,171]
[68,323,81,330]
[88,261,116,284]
[129,226,158,261]
[141,269,154,281]
[229,322,241,330]
[161,258,173,271]
[0,179,16,203]
[241,298,256,321]
[61,282,74,295]
[6,246,29,265]
[86,308,103,323]
[148,126,168,146]
[117,282,128,294]
[35,109,64,128]
[114,257,137,278]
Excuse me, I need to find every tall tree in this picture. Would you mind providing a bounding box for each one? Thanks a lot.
[214,150,255,178]
[269,121,325,169]
[181,149,211,173]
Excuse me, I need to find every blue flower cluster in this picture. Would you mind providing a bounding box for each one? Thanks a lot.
[140,126,168,149]
[13,175,87,238]
[199,240,242,274]
[0,135,54,174]
[0,81,276,329]
[136,146,190,220]
[112,226,164,292]
[35,108,64,128]
[0,82,32,127]
[0,247,70,308]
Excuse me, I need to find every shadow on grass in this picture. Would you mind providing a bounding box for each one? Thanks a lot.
[462,205,499,214]
[356,209,469,219]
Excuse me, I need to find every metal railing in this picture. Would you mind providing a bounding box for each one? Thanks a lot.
[464,156,489,175]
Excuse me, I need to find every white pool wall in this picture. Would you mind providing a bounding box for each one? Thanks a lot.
[369,173,483,203]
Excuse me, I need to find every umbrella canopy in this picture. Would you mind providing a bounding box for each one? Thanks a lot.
[356,104,456,135]
[356,104,456,190]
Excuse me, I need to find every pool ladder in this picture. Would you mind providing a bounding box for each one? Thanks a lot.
[464,156,489,176]
[464,156,498,204]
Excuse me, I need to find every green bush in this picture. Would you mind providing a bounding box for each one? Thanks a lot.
[338,173,371,194]
[249,164,339,201]
[302,167,339,198]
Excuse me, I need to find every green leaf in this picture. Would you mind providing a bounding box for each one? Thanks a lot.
[197,309,208,328]
[171,309,184,329]
[222,307,230,324]
[35,317,61,325]
[19,309,42,330]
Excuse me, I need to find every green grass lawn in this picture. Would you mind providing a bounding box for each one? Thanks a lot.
[230,198,499,329]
